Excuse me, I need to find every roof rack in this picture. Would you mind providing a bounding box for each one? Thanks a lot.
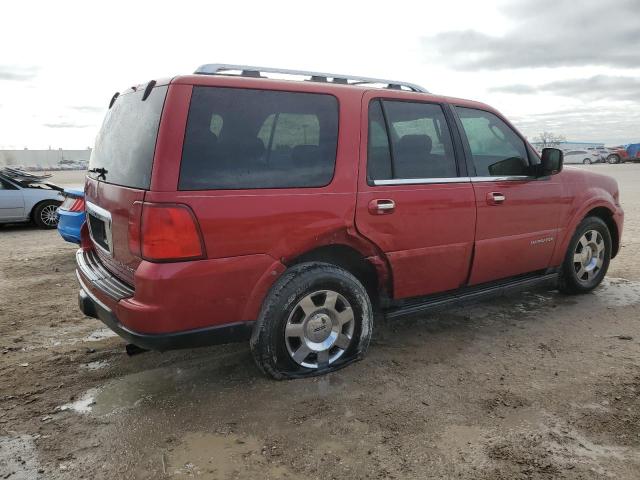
[194,64,428,93]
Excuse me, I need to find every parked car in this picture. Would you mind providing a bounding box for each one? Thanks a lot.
[76,64,623,379]
[625,143,640,162]
[586,147,608,162]
[563,149,601,165]
[57,189,85,244]
[606,146,630,164]
[0,168,63,228]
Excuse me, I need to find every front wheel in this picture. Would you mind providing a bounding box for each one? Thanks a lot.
[559,216,611,294]
[607,155,619,164]
[33,200,60,229]
[251,262,373,379]
[583,158,592,165]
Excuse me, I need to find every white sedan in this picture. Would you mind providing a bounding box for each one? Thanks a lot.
[0,168,64,228]
[563,150,601,165]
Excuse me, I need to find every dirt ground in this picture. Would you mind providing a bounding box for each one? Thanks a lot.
[1,165,639,479]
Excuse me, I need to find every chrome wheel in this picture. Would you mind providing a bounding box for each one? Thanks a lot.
[40,205,59,227]
[573,229,605,283]
[284,290,355,369]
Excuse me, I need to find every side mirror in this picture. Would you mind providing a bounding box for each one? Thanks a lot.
[539,148,563,176]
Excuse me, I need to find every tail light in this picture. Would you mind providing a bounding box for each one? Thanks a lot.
[134,203,205,262]
[60,196,85,212]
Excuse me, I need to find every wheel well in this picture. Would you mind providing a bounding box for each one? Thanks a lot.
[586,207,619,258]
[287,245,381,306]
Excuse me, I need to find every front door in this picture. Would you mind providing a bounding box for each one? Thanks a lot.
[0,179,25,221]
[453,106,562,285]
[355,94,476,299]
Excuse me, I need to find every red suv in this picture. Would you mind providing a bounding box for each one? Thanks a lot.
[77,64,624,379]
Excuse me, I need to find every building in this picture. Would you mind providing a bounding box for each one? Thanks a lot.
[0,148,90,170]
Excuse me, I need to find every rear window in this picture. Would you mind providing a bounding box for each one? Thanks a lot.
[88,85,168,189]
[179,87,339,190]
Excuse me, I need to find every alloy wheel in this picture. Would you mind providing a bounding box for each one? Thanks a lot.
[573,229,605,283]
[284,290,355,369]
[41,205,59,227]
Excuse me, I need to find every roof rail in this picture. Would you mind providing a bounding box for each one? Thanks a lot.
[194,64,429,93]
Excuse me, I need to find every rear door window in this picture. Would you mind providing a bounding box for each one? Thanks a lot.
[89,85,168,189]
[367,99,458,181]
[179,87,339,190]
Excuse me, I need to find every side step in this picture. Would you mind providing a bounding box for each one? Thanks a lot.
[384,272,559,320]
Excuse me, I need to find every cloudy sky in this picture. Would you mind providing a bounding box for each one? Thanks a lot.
[1,0,638,150]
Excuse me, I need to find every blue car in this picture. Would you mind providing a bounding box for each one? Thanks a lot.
[57,189,85,244]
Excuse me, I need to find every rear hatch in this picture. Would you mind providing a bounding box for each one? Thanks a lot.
[85,82,168,285]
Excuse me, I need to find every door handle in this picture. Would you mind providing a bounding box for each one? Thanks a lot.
[487,192,506,205]
[368,199,396,215]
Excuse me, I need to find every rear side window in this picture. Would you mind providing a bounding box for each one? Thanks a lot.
[367,99,457,181]
[89,85,168,189]
[455,107,530,177]
[179,87,339,190]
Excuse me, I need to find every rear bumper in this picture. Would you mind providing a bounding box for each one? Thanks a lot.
[77,271,253,351]
[75,247,283,350]
[57,211,84,244]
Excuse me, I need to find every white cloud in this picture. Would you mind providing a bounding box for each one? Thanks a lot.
[0,0,637,149]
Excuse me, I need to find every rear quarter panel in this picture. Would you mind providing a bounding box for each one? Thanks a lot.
[146,79,384,321]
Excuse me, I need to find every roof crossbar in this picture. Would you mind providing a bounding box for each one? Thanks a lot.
[194,64,428,93]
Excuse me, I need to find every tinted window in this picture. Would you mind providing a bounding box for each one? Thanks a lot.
[367,101,393,181]
[367,100,457,180]
[89,85,168,189]
[456,107,529,177]
[179,87,338,190]
[0,179,17,190]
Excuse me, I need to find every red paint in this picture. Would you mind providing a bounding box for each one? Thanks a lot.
[468,178,563,285]
[80,73,624,340]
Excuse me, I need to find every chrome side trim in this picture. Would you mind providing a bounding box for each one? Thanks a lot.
[470,176,533,182]
[85,201,113,256]
[373,177,471,186]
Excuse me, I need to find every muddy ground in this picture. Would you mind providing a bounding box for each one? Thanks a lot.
[1,165,639,479]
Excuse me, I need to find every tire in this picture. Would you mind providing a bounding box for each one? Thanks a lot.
[559,216,611,294]
[33,200,60,229]
[583,158,592,165]
[607,155,619,164]
[250,262,373,379]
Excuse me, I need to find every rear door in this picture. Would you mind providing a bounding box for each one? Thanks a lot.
[85,83,168,284]
[355,94,476,299]
[452,106,562,285]
[0,178,25,220]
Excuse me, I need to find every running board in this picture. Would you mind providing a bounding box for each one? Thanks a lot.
[384,272,559,320]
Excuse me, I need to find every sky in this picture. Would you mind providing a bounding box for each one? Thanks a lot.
[0,0,638,150]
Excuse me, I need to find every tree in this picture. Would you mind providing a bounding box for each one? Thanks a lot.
[533,131,566,148]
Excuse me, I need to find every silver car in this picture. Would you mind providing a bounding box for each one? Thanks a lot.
[563,150,601,165]
[0,168,64,228]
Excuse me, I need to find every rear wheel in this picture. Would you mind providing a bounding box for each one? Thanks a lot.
[33,200,60,229]
[559,216,611,294]
[251,262,373,379]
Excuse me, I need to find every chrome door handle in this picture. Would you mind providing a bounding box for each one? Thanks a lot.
[487,192,506,205]
[368,199,396,214]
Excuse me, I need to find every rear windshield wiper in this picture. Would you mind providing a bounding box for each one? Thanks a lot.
[88,167,108,180]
